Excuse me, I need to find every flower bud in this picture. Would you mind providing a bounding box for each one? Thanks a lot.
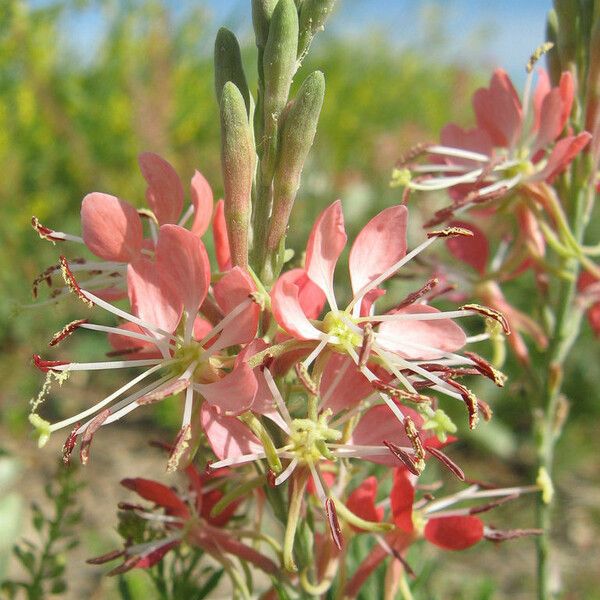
[553,0,578,74]
[252,0,278,49]
[263,0,299,121]
[298,0,337,59]
[220,82,256,268]
[585,8,600,136]
[214,27,251,113]
[268,71,325,252]
[545,10,562,85]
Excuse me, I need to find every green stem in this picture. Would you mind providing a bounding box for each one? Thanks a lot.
[535,172,588,600]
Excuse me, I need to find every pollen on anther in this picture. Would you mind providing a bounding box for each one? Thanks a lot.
[49,319,88,347]
[59,256,94,308]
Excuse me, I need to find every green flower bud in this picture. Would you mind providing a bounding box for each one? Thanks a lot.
[268,70,325,252]
[553,0,578,74]
[220,82,255,268]
[298,0,337,59]
[214,27,251,113]
[252,0,279,49]
[263,0,299,121]
[546,10,562,85]
[585,7,600,132]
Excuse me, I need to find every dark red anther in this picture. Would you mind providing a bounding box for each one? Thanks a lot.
[358,323,373,368]
[31,216,63,242]
[460,303,510,335]
[426,446,465,481]
[86,548,125,565]
[79,409,110,465]
[446,379,479,429]
[266,469,277,488]
[62,424,80,466]
[394,142,431,167]
[59,256,94,308]
[325,497,343,550]
[427,226,474,239]
[477,398,493,421]
[484,528,543,542]
[49,319,88,347]
[383,440,421,476]
[118,502,146,512]
[259,352,275,372]
[106,555,141,576]
[390,547,416,578]
[395,277,439,310]
[294,362,319,396]
[469,493,519,516]
[32,354,68,373]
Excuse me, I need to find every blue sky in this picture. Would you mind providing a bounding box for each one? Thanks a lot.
[51,0,551,81]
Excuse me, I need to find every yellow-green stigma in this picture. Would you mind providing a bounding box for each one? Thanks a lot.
[322,311,362,353]
[289,410,342,465]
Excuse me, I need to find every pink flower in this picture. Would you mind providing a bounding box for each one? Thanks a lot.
[395,68,591,224]
[578,271,600,336]
[31,153,214,300]
[444,219,548,363]
[87,460,277,577]
[345,468,541,597]
[271,200,502,430]
[30,225,259,468]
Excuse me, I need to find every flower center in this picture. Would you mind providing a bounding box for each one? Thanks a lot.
[172,343,221,383]
[289,411,342,465]
[322,311,362,353]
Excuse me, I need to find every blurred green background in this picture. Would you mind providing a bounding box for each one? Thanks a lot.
[1,0,599,598]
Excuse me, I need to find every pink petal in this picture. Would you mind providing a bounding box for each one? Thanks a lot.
[212,199,231,272]
[277,268,326,319]
[156,224,210,320]
[346,476,384,532]
[138,152,184,225]
[445,220,489,275]
[81,193,143,262]
[532,132,592,182]
[201,404,262,460]
[212,267,260,347]
[135,541,180,569]
[473,69,523,148]
[320,353,376,414]
[121,478,188,517]
[390,468,416,533]
[271,276,323,341]
[349,205,408,296]
[127,259,182,334]
[532,88,565,153]
[558,71,574,130]
[193,317,214,341]
[305,200,347,302]
[190,170,213,236]
[532,68,551,133]
[196,363,257,416]
[424,515,484,550]
[440,124,493,164]
[107,322,161,359]
[377,304,467,360]
[349,405,423,466]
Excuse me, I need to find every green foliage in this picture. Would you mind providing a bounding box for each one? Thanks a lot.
[1,462,81,600]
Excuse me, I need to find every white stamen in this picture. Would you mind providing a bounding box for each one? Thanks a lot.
[359,309,476,323]
[262,368,293,429]
[427,145,491,163]
[49,363,164,432]
[54,358,168,371]
[79,323,159,345]
[307,461,327,504]
[275,458,298,486]
[348,236,438,311]
[209,451,268,470]
[81,290,177,342]
[302,335,331,369]
[178,204,195,228]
